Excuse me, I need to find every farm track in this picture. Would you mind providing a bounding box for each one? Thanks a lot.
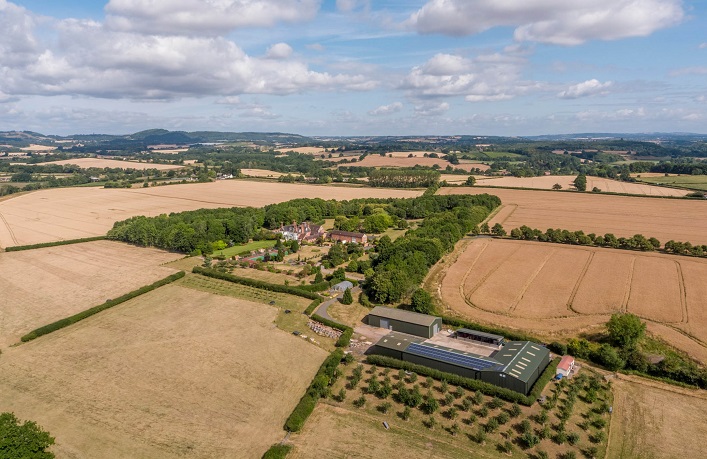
[621,257,636,314]
[509,249,554,313]
[676,260,689,324]
[0,211,18,245]
[567,251,595,313]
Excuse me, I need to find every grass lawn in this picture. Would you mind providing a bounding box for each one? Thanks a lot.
[213,239,276,258]
[636,174,707,191]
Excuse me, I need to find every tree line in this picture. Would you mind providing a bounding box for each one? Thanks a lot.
[367,169,441,188]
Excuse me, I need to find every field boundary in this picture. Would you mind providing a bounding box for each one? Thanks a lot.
[5,236,107,252]
[461,184,693,200]
[20,271,185,342]
[192,267,322,300]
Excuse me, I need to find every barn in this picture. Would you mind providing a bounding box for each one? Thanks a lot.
[369,332,551,395]
[367,306,442,339]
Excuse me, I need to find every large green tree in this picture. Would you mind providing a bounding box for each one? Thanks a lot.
[573,174,587,192]
[341,288,353,305]
[0,412,55,459]
[606,313,646,349]
[410,288,434,314]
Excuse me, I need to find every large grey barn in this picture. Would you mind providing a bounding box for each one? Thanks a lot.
[370,332,551,395]
[367,306,443,339]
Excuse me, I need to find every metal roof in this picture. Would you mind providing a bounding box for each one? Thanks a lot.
[489,341,551,383]
[456,328,504,341]
[332,280,353,290]
[406,342,501,371]
[373,332,424,352]
[369,306,441,327]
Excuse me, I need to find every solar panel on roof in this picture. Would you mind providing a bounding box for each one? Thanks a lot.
[407,343,499,371]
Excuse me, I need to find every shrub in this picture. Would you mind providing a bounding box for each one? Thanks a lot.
[400,406,411,420]
[377,402,392,413]
[568,431,580,445]
[353,396,366,408]
[509,403,521,418]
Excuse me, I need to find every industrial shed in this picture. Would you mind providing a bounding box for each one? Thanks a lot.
[367,306,443,339]
[369,332,551,395]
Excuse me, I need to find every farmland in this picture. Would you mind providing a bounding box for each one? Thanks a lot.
[436,238,707,363]
[437,186,707,245]
[0,240,180,347]
[35,158,184,170]
[332,155,490,172]
[0,180,421,247]
[470,175,688,197]
[0,284,327,458]
[636,174,707,191]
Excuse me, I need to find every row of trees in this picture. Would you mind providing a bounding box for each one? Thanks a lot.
[368,169,441,188]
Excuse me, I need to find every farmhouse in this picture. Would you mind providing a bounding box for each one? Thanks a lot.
[278,221,325,242]
[367,306,442,339]
[329,230,368,245]
[369,331,551,395]
[556,355,575,378]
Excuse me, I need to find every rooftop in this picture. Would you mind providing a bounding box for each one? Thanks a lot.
[558,355,575,371]
[369,306,441,327]
[456,328,504,341]
[373,331,424,352]
[330,230,366,238]
[490,341,551,383]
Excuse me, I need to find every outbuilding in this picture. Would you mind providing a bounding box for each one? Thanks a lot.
[557,355,575,378]
[331,280,354,293]
[367,306,442,339]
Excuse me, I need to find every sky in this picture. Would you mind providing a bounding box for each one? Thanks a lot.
[0,0,705,136]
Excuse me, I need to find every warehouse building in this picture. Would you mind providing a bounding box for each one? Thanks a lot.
[369,331,551,395]
[367,306,443,339]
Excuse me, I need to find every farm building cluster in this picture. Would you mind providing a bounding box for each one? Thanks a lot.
[366,307,552,395]
[277,221,369,246]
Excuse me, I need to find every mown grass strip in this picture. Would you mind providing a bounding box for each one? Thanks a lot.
[20,271,185,342]
[5,236,107,252]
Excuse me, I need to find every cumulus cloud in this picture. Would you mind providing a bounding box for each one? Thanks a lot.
[266,42,293,59]
[414,102,449,116]
[401,51,542,102]
[336,0,369,12]
[105,0,321,35]
[368,102,402,115]
[558,79,613,99]
[409,0,684,45]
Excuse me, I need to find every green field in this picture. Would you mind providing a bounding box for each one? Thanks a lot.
[467,151,525,160]
[636,175,707,191]
[213,239,277,257]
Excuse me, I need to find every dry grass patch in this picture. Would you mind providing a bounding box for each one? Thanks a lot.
[0,284,327,459]
[0,240,180,347]
[35,158,183,170]
[240,168,287,178]
[571,252,633,315]
[337,155,489,172]
[470,175,687,196]
[438,187,707,245]
[626,257,683,323]
[0,181,421,247]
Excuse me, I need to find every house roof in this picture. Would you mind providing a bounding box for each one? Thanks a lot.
[369,306,441,327]
[330,230,366,238]
[558,355,575,371]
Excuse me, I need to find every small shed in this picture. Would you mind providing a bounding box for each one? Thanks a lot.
[557,355,575,377]
[331,280,353,293]
[367,306,442,339]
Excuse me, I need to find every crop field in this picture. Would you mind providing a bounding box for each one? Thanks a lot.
[608,375,707,459]
[240,168,286,178]
[35,158,184,170]
[334,155,490,172]
[470,175,688,196]
[636,174,707,191]
[0,180,421,247]
[0,240,180,347]
[0,284,327,458]
[437,187,707,245]
[437,238,707,363]
[275,146,326,154]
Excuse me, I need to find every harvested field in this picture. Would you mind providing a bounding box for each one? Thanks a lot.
[0,284,327,458]
[0,240,181,347]
[470,175,688,196]
[0,181,421,247]
[20,144,57,152]
[240,168,286,178]
[608,375,707,459]
[436,238,707,363]
[437,187,707,245]
[35,158,183,170]
[334,155,489,172]
[275,146,326,154]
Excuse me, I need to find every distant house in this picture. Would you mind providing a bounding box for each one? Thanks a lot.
[331,280,353,293]
[277,221,325,242]
[329,230,368,245]
[557,355,575,378]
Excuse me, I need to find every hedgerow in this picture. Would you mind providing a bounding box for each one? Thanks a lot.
[303,298,322,315]
[527,358,560,402]
[365,355,546,406]
[284,349,344,432]
[311,314,353,347]
[441,316,538,343]
[5,236,107,252]
[261,444,292,459]
[21,271,185,342]
[192,267,321,300]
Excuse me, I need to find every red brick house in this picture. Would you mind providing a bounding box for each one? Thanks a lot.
[329,230,368,245]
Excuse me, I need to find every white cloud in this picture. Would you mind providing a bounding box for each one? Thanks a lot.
[414,102,449,116]
[368,102,402,116]
[0,0,39,67]
[409,0,684,45]
[266,42,293,59]
[336,0,369,12]
[306,43,325,52]
[669,66,707,77]
[699,43,707,49]
[558,79,613,99]
[105,0,321,35]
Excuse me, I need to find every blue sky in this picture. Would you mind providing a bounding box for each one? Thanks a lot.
[0,0,705,136]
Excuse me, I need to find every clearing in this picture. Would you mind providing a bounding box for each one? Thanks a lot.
[0,180,421,248]
[35,158,184,170]
[0,240,180,347]
[437,187,707,245]
[0,284,327,459]
[436,238,707,363]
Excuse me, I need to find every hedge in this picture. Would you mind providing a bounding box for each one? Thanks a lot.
[261,444,292,459]
[192,267,321,300]
[21,271,185,342]
[296,281,330,292]
[527,357,560,402]
[311,314,353,347]
[303,298,322,315]
[5,236,107,252]
[441,316,538,343]
[284,349,344,432]
[366,354,541,406]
